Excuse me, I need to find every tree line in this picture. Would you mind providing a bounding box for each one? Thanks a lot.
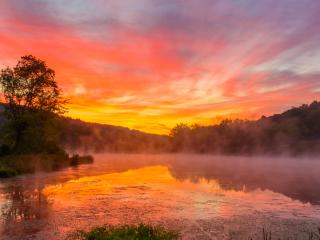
[169,101,320,155]
[1,56,319,156]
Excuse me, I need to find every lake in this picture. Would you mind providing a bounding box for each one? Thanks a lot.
[1,154,320,239]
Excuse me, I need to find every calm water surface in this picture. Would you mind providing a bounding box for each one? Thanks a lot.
[1,154,320,239]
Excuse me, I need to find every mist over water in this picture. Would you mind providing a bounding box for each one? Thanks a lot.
[0,1,319,239]
[0,154,320,240]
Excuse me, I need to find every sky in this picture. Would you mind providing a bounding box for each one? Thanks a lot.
[0,0,320,134]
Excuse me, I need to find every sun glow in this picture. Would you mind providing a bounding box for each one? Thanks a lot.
[0,0,319,133]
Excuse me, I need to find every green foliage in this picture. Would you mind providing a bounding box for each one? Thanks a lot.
[0,55,66,154]
[0,153,67,175]
[0,56,94,178]
[68,224,179,240]
[68,225,320,240]
[0,153,94,178]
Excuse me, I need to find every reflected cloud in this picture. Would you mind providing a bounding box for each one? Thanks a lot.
[0,154,320,239]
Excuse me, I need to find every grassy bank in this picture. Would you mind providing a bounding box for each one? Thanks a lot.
[0,153,93,178]
[68,225,320,240]
[67,224,179,240]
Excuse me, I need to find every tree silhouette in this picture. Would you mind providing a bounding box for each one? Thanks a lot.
[0,55,66,152]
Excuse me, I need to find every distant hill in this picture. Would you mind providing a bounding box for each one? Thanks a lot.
[1,101,320,155]
[58,117,170,153]
[170,101,320,155]
[0,103,169,153]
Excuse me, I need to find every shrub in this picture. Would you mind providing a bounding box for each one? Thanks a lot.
[68,224,179,240]
[70,154,94,166]
[0,166,17,178]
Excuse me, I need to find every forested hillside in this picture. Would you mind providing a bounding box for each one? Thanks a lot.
[59,117,170,153]
[0,104,169,153]
[1,101,320,155]
[170,101,320,155]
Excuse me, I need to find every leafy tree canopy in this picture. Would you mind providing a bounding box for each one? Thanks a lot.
[0,55,67,153]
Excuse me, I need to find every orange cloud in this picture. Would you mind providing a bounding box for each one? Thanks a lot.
[0,0,320,134]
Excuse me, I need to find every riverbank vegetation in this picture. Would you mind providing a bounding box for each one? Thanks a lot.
[0,153,93,178]
[67,224,179,240]
[68,225,320,240]
[0,55,93,178]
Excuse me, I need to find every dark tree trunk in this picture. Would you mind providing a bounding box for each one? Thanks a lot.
[13,128,22,153]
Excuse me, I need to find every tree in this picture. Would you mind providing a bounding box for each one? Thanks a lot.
[169,123,192,152]
[0,55,66,153]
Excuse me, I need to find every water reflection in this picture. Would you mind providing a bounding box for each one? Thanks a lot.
[0,183,51,239]
[166,155,320,204]
[2,186,49,221]
[0,154,320,240]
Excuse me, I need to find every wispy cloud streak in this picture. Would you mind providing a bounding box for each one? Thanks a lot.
[0,0,319,133]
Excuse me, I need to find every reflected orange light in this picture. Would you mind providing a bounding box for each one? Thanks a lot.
[43,166,312,220]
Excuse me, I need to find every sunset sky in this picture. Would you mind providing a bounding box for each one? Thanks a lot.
[0,0,320,134]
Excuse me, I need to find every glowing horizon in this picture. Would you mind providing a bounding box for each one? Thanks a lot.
[0,0,319,134]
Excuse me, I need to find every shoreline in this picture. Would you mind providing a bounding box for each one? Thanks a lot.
[0,153,93,178]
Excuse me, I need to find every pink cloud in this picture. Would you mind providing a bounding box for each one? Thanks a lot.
[0,0,320,133]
